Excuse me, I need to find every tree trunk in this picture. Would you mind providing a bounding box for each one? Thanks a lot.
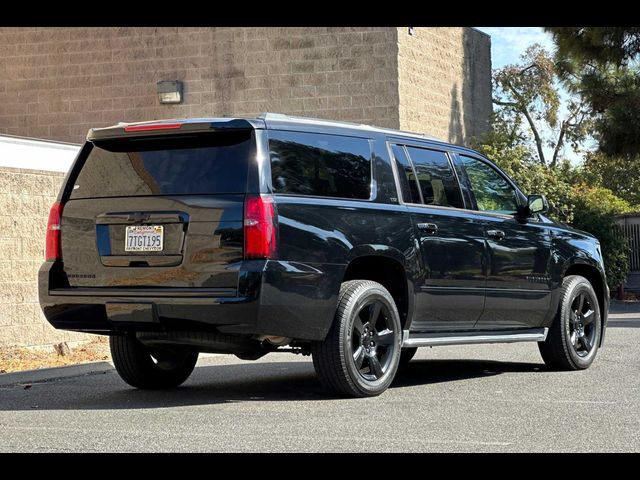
[551,121,567,168]
[492,97,547,166]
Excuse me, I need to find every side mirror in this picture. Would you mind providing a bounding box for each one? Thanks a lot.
[527,194,548,214]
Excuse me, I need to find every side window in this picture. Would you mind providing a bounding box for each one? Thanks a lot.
[458,155,519,214]
[269,131,371,200]
[405,147,463,209]
[390,144,421,204]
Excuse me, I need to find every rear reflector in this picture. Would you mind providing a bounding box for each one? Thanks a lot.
[124,123,182,132]
[244,195,276,260]
[45,202,63,261]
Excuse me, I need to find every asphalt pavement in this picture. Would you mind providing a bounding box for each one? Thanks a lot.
[1,307,639,452]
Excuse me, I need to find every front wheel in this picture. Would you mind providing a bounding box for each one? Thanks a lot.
[312,280,402,397]
[538,275,601,370]
[110,334,199,389]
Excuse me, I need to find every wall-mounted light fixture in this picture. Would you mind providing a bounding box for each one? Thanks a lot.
[157,80,183,104]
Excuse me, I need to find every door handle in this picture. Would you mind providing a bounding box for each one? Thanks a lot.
[487,229,505,241]
[417,222,438,235]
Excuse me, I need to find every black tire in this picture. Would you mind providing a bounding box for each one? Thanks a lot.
[110,334,199,389]
[312,280,402,397]
[538,275,601,370]
[399,347,418,368]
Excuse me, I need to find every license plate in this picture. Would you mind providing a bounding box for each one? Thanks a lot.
[125,225,163,252]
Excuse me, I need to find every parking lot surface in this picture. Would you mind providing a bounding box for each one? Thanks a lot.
[1,316,638,452]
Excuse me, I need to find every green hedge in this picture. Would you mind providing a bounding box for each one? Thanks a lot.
[570,186,632,290]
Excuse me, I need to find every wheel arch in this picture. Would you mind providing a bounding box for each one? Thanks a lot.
[343,252,413,330]
[563,262,607,347]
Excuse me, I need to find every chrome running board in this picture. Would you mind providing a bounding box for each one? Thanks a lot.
[402,328,548,348]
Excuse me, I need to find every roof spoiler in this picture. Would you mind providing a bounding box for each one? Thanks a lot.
[87,118,264,141]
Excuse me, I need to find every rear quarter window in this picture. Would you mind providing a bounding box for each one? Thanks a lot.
[268,130,372,200]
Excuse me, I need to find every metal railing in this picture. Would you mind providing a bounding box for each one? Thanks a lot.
[616,215,640,272]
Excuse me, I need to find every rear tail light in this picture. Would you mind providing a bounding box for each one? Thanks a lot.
[244,195,277,260]
[45,202,63,261]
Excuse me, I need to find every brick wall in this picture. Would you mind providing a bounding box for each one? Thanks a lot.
[0,27,400,143]
[397,27,492,143]
[0,27,490,145]
[0,167,92,347]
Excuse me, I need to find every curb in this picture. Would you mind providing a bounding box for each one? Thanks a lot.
[608,312,640,319]
[0,361,114,387]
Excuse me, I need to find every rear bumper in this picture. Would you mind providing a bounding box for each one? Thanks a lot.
[39,260,344,341]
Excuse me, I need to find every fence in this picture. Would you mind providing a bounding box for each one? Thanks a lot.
[616,215,640,272]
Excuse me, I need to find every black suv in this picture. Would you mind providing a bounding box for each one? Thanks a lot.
[39,113,609,397]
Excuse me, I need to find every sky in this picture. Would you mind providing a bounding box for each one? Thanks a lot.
[475,27,555,69]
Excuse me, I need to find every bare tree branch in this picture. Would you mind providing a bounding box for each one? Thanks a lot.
[551,120,568,167]
[504,80,547,166]
[519,63,538,75]
[492,99,518,107]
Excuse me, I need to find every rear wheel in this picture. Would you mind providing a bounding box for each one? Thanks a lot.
[538,275,601,370]
[312,280,402,397]
[110,334,199,389]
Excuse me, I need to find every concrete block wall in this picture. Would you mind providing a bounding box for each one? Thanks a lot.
[0,27,490,146]
[0,167,91,347]
[0,27,400,144]
[397,27,492,143]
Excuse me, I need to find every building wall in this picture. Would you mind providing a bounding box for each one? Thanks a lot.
[0,167,92,347]
[0,27,400,144]
[397,27,492,143]
[0,27,490,146]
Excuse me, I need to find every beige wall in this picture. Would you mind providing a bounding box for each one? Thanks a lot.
[0,27,490,146]
[0,27,400,143]
[0,167,91,347]
[397,27,492,143]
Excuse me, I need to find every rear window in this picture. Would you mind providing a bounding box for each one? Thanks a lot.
[269,130,372,200]
[70,131,254,199]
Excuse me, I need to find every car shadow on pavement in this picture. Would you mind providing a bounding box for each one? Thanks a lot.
[0,358,545,411]
[392,359,544,389]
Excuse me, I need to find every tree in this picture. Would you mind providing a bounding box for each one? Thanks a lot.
[570,185,633,290]
[546,27,640,206]
[472,113,575,224]
[547,28,640,67]
[582,152,640,206]
[546,27,640,156]
[492,44,591,168]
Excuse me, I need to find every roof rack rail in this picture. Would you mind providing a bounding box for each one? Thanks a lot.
[257,112,440,141]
